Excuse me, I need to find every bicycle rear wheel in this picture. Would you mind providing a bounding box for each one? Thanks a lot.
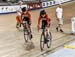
[40,34,45,51]
[46,32,52,48]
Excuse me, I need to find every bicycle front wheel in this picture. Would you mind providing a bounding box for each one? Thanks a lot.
[46,32,52,48]
[40,34,45,51]
[24,31,29,42]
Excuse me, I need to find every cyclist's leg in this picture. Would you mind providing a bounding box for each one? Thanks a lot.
[28,25,33,39]
[42,21,49,43]
[16,16,19,28]
[27,24,31,33]
[26,20,31,33]
[26,20,33,38]
[16,16,22,28]
[46,27,50,35]
[16,22,19,28]
[47,22,51,34]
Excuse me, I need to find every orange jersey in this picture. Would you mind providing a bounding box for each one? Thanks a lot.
[21,11,31,22]
[38,14,51,27]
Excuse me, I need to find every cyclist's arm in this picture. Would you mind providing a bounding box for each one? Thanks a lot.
[27,11,31,22]
[48,16,51,23]
[46,15,51,27]
[38,16,41,27]
[37,16,41,31]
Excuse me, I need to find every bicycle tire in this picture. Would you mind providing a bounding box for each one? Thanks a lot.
[40,33,45,51]
[24,31,29,42]
[46,32,52,48]
[23,24,29,43]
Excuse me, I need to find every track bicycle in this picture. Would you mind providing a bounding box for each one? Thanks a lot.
[23,21,32,42]
[40,28,52,51]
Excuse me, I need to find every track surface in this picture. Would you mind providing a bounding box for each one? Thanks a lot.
[0,1,75,57]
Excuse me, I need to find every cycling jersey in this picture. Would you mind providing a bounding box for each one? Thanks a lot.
[38,14,51,28]
[21,11,31,25]
[17,6,22,16]
[16,6,22,23]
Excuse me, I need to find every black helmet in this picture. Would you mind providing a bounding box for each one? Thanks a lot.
[22,7,26,12]
[40,10,46,16]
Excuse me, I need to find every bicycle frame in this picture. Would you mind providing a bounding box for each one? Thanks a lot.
[40,28,52,51]
[42,28,48,36]
[41,29,47,43]
[42,29,45,35]
[23,21,29,32]
[23,21,32,42]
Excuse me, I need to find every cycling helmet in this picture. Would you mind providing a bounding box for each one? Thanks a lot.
[40,9,46,16]
[18,1,23,4]
[22,7,26,12]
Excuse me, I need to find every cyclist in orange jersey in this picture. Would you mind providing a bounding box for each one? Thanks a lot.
[37,9,51,31]
[21,7,32,39]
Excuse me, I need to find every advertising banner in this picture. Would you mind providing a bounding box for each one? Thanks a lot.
[0,0,71,14]
[0,5,27,14]
[42,0,71,8]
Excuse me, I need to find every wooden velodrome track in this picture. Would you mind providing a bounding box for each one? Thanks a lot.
[0,1,75,57]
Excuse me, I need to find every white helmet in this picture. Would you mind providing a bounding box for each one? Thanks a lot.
[18,1,23,4]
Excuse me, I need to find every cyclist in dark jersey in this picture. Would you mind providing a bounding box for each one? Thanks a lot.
[37,9,51,42]
[37,9,51,31]
[21,7,32,38]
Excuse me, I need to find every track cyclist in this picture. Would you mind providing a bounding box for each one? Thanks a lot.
[21,7,33,39]
[37,9,51,43]
[16,1,23,28]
